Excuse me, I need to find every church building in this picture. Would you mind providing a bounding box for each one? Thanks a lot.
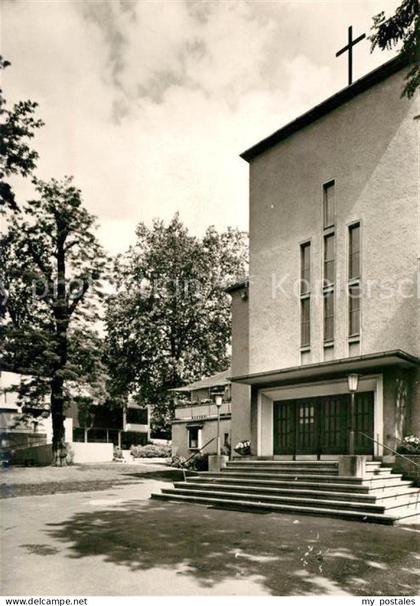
[229,54,419,460]
[152,54,420,523]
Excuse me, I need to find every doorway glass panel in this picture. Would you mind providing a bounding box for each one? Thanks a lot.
[273,392,374,455]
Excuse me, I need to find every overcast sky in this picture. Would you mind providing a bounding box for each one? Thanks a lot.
[2,0,399,254]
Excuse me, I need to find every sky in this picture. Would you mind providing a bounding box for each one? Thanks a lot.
[2,0,400,254]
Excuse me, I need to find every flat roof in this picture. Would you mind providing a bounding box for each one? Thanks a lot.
[231,350,420,387]
[240,54,408,163]
[170,369,231,393]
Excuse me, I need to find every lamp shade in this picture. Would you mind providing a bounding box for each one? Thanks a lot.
[347,373,359,393]
[214,394,223,407]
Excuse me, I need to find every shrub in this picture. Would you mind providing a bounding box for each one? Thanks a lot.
[113,446,124,460]
[171,455,187,468]
[170,452,209,471]
[397,435,420,455]
[234,440,251,456]
[130,443,172,458]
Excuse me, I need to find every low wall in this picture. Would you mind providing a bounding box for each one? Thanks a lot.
[2,432,47,449]
[71,442,113,464]
[11,444,53,466]
[9,441,113,466]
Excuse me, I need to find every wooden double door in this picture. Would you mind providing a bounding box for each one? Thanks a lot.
[273,392,374,456]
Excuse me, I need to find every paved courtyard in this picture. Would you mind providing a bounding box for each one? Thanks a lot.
[1,469,420,596]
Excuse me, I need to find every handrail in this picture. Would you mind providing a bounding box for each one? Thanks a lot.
[180,436,216,482]
[358,431,420,469]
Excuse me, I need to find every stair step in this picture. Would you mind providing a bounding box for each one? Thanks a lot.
[177,481,377,501]
[151,492,400,525]
[227,461,338,467]
[190,475,413,493]
[205,471,404,484]
[226,466,389,477]
[394,508,420,523]
[230,460,379,466]
[165,487,389,512]
[175,481,420,504]
[228,461,386,471]
[152,456,420,525]
[374,487,420,500]
[225,466,338,474]
[368,480,415,492]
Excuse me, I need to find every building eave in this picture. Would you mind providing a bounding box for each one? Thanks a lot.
[240,54,408,163]
[231,350,420,387]
[170,369,231,393]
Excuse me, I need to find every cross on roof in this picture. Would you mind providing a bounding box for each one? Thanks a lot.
[336,25,366,86]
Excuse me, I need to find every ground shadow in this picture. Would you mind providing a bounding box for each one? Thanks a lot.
[124,470,186,483]
[43,498,420,596]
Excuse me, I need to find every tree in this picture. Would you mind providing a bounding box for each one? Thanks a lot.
[0,57,44,210]
[0,177,108,464]
[105,215,248,435]
[370,0,419,98]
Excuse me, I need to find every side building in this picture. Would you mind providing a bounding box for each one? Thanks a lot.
[171,370,232,459]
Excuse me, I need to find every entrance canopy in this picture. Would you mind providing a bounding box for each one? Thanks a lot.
[230,350,420,387]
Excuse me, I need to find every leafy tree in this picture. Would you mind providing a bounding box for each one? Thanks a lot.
[105,215,248,435]
[0,57,44,210]
[370,0,419,97]
[0,177,108,464]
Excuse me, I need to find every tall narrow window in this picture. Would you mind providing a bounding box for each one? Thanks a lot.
[323,181,335,228]
[301,297,311,347]
[300,242,311,294]
[300,242,311,348]
[349,222,360,280]
[324,290,334,343]
[324,233,335,286]
[188,426,201,449]
[349,284,361,336]
[348,222,361,339]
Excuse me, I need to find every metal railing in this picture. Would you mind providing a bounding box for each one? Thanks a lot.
[174,402,231,420]
[358,431,420,469]
[180,436,216,482]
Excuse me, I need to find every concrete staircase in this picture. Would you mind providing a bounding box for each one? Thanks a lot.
[151,460,420,524]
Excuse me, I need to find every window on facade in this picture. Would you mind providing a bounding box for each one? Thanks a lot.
[324,233,335,286]
[324,290,335,342]
[301,297,311,347]
[300,242,311,294]
[349,283,361,337]
[300,241,311,349]
[323,181,335,228]
[349,223,360,280]
[188,426,200,449]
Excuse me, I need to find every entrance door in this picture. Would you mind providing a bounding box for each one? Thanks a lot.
[318,395,348,454]
[353,392,375,455]
[295,399,317,454]
[273,392,374,456]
